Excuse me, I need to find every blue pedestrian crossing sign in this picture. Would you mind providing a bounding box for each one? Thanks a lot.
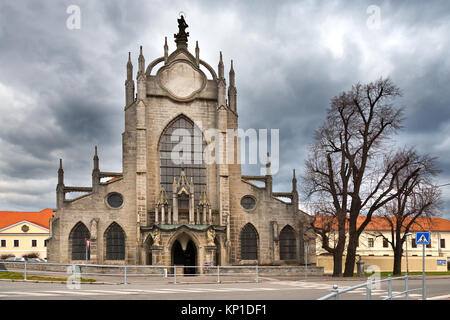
[415,232,431,245]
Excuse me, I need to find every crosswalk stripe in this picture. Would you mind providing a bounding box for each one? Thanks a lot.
[45,290,100,295]
[85,290,139,295]
[257,288,278,291]
[5,291,59,297]
[132,289,178,294]
[154,288,208,293]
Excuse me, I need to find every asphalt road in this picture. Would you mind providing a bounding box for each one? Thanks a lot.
[0,276,449,300]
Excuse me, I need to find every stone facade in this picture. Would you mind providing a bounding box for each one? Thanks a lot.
[47,16,316,269]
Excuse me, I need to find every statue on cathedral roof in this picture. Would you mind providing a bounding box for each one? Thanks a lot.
[174,14,189,48]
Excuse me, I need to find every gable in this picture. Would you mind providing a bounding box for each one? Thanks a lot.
[0,220,49,234]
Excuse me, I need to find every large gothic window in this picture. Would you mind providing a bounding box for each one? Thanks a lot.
[280,225,297,260]
[105,223,125,260]
[69,222,90,260]
[159,116,206,205]
[241,223,258,260]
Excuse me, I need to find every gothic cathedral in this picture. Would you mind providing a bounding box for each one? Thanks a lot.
[47,16,316,269]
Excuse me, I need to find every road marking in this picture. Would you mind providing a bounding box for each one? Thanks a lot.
[132,289,178,294]
[45,290,100,296]
[84,290,140,295]
[427,294,450,300]
[154,288,209,293]
[5,291,59,297]
[257,288,278,291]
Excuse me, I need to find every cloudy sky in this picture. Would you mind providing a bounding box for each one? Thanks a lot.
[0,0,449,218]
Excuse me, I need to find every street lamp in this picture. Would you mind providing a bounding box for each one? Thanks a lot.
[405,232,413,275]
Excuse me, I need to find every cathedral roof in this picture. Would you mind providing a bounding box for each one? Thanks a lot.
[0,208,53,230]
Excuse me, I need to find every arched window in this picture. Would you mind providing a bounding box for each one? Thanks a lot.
[280,225,296,260]
[241,223,258,260]
[69,222,90,260]
[159,115,206,206]
[105,223,125,260]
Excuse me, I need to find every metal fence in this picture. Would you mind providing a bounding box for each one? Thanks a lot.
[317,274,424,300]
[0,260,260,284]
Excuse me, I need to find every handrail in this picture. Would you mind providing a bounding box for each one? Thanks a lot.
[318,274,424,300]
[0,260,261,284]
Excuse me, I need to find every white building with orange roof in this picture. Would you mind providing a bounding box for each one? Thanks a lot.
[0,209,53,260]
[315,216,450,273]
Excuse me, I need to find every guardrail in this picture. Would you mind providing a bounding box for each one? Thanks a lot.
[0,260,260,284]
[317,274,424,300]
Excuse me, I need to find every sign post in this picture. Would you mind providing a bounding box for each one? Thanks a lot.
[415,232,430,300]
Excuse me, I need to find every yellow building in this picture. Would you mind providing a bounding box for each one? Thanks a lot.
[0,209,53,260]
[314,216,450,273]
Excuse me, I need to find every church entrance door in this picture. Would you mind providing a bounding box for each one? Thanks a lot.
[172,239,197,275]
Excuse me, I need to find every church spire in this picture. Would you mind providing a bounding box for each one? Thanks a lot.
[57,159,64,186]
[127,52,133,80]
[218,51,224,79]
[57,159,65,209]
[164,37,168,63]
[228,59,237,112]
[195,41,200,66]
[138,46,145,76]
[137,46,146,100]
[174,14,189,49]
[93,146,99,171]
[125,52,135,106]
[92,146,100,190]
[292,169,297,192]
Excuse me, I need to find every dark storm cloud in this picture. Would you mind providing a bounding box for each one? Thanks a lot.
[0,0,449,218]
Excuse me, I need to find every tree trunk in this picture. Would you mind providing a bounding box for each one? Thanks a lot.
[332,252,343,277]
[343,234,358,277]
[393,246,403,276]
[332,216,347,277]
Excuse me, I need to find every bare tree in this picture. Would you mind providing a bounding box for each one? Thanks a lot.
[370,150,441,275]
[308,201,344,277]
[303,77,429,277]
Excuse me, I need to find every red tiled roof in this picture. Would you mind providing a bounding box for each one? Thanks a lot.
[0,209,54,230]
[314,216,450,232]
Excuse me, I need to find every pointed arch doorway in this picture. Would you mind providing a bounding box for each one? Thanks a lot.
[171,234,197,275]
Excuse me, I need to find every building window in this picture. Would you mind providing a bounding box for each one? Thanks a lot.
[241,196,256,210]
[159,116,206,206]
[178,193,189,210]
[0,240,6,247]
[441,239,446,249]
[44,240,48,247]
[368,238,374,248]
[69,222,90,260]
[107,193,124,208]
[279,225,296,260]
[14,240,19,247]
[383,238,389,248]
[31,240,37,247]
[426,243,431,248]
[105,222,125,260]
[412,239,417,248]
[241,223,258,260]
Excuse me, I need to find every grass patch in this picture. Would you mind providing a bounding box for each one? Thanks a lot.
[0,271,96,282]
